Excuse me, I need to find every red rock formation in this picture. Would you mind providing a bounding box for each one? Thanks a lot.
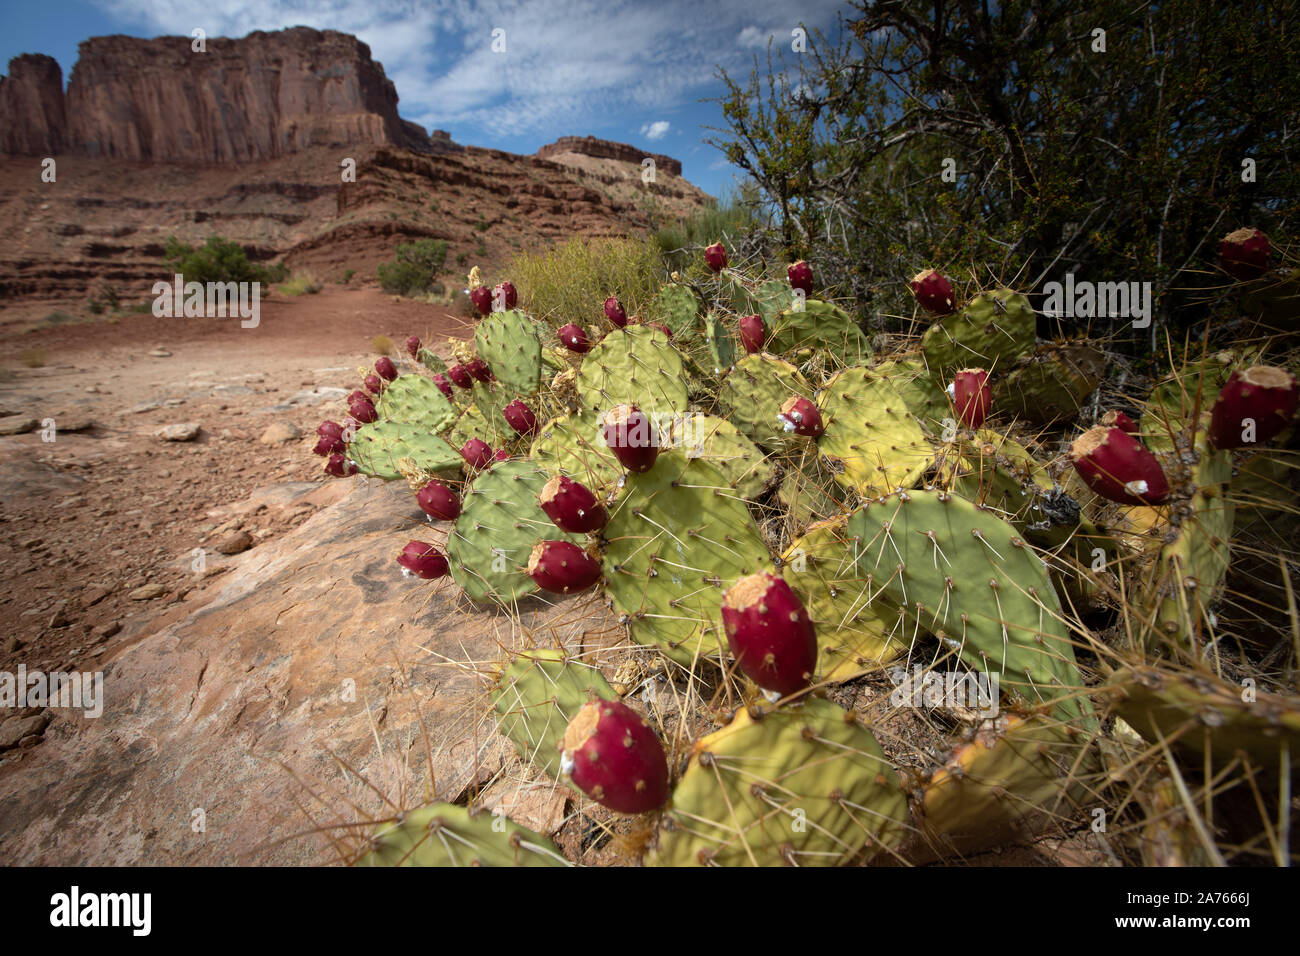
[1,27,430,162]
[536,136,682,177]
[0,54,66,155]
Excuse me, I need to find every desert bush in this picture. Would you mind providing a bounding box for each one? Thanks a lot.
[371,335,394,356]
[19,348,47,368]
[507,235,664,329]
[654,187,765,275]
[163,235,287,285]
[278,272,323,296]
[377,239,449,296]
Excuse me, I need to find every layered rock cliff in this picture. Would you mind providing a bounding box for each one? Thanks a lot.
[536,136,682,177]
[1,27,430,162]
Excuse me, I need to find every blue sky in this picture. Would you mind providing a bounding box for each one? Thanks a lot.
[1,0,852,198]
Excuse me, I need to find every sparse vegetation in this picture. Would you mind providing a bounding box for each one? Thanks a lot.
[19,348,47,368]
[340,269,355,285]
[370,335,394,356]
[377,238,449,297]
[506,235,664,328]
[278,272,323,296]
[163,235,288,286]
[653,187,765,276]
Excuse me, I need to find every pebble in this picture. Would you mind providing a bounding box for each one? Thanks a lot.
[157,423,201,442]
[128,583,167,601]
[259,422,301,444]
[213,530,254,555]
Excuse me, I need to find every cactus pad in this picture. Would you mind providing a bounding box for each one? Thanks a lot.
[649,697,909,866]
[576,325,688,415]
[530,409,623,493]
[375,373,458,433]
[648,283,701,340]
[659,413,773,500]
[921,288,1036,377]
[475,310,544,399]
[356,804,567,867]
[768,300,871,363]
[492,647,617,779]
[817,366,933,498]
[718,353,815,451]
[348,420,461,480]
[601,450,772,665]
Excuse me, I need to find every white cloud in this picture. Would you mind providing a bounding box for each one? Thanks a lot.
[641,120,670,140]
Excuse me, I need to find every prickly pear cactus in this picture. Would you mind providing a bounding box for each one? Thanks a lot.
[658,413,773,500]
[356,804,567,867]
[921,288,1036,378]
[475,310,544,399]
[817,367,932,497]
[718,353,814,450]
[649,697,909,866]
[576,325,688,414]
[647,283,701,341]
[348,421,461,480]
[601,450,771,665]
[492,647,617,779]
[376,374,458,432]
[530,409,623,492]
[767,300,871,363]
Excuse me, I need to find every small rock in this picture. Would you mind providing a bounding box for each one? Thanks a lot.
[47,604,71,628]
[157,423,201,442]
[128,401,161,414]
[213,530,254,555]
[129,584,167,601]
[0,714,50,750]
[148,348,172,358]
[91,621,122,641]
[0,416,38,436]
[51,415,95,432]
[1,635,18,655]
[18,735,41,750]
[81,586,110,608]
[165,398,185,406]
[259,422,301,444]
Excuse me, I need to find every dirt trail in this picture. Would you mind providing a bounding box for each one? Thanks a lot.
[0,287,469,708]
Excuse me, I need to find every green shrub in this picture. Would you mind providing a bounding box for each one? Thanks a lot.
[340,268,355,285]
[377,239,449,296]
[163,235,287,285]
[653,189,762,275]
[506,236,664,329]
[278,272,323,296]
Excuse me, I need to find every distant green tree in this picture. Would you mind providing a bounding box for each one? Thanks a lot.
[377,239,449,296]
[163,235,287,285]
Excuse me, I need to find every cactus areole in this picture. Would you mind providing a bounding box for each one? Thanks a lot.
[527,540,602,594]
[777,396,824,438]
[602,405,659,472]
[721,572,818,697]
[1069,426,1170,505]
[1208,365,1298,449]
[560,700,669,814]
[539,475,608,534]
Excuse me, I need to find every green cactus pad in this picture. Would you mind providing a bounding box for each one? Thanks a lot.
[416,348,447,374]
[648,283,701,341]
[475,310,544,399]
[1002,342,1105,424]
[817,366,932,498]
[1107,665,1300,770]
[768,300,871,363]
[728,276,796,326]
[447,401,509,454]
[704,311,739,373]
[845,489,1091,725]
[874,358,951,434]
[945,429,1057,529]
[659,413,773,500]
[530,409,623,493]
[778,456,850,534]
[780,517,907,682]
[356,803,567,867]
[576,325,688,416]
[375,373,458,433]
[447,459,582,605]
[601,450,771,666]
[348,420,461,481]
[718,353,814,451]
[492,648,617,780]
[648,697,909,866]
[921,288,1036,378]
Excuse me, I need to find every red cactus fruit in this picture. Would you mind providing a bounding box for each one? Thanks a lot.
[494,281,518,310]
[446,363,473,389]
[560,699,669,814]
[738,314,764,354]
[460,438,494,470]
[347,389,369,406]
[416,479,461,521]
[502,399,539,437]
[951,368,991,428]
[1101,409,1139,434]
[364,373,385,396]
[324,453,357,478]
[558,323,591,353]
[470,285,493,315]
[491,448,510,463]
[375,356,398,381]
[313,433,345,457]
[432,373,454,398]
[787,260,814,295]
[405,335,421,358]
[539,475,608,534]
[397,541,449,580]
[602,405,659,473]
[704,241,728,273]
[349,396,378,424]
[527,540,602,594]
[721,572,818,697]
[1069,426,1170,505]
[777,395,824,438]
[466,357,493,382]
[1208,365,1298,449]
[317,420,345,441]
[1218,228,1271,281]
[604,295,628,328]
[910,268,957,315]
[645,321,672,338]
